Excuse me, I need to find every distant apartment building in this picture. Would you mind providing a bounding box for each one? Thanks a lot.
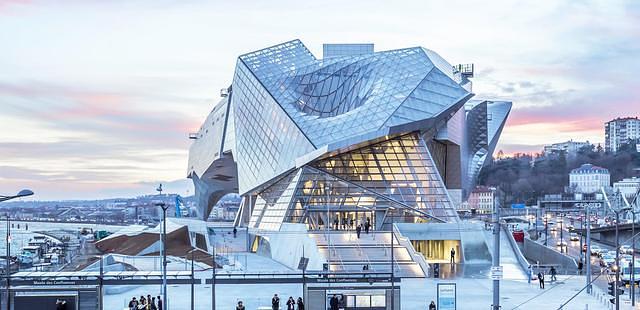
[605,117,640,153]
[613,177,640,200]
[569,163,610,193]
[467,186,496,214]
[543,140,591,157]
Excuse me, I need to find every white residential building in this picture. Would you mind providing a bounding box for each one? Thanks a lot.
[605,117,640,153]
[569,163,610,193]
[613,177,640,200]
[543,140,591,157]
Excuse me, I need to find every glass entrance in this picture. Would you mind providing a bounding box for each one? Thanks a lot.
[306,210,375,231]
[326,291,386,310]
[411,240,461,263]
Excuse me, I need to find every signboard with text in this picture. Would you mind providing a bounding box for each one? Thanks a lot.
[437,283,456,310]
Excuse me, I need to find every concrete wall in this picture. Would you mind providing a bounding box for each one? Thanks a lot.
[523,238,578,272]
[459,222,492,263]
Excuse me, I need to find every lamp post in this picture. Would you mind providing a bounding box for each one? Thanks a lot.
[631,210,636,306]
[558,217,564,253]
[155,201,168,309]
[544,214,550,246]
[612,207,631,310]
[1,189,33,310]
[325,185,331,271]
[491,187,500,310]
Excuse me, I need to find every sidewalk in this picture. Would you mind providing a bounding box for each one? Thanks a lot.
[402,275,616,309]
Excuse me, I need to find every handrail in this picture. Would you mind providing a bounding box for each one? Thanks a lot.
[393,224,429,277]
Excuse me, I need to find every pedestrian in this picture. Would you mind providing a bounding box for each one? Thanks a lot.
[429,300,436,310]
[450,248,455,264]
[128,297,138,310]
[56,299,67,310]
[286,296,296,310]
[538,271,545,289]
[365,219,370,234]
[578,260,583,275]
[150,297,157,310]
[272,293,280,310]
[297,297,305,310]
[147,295,152,310]
[236,300,246,310]
[356,224,362,239]
[342,218,347,230]
[330,295,339,310]
[157,296,163,310]
[550,266,557,282]
[334,218,339,230]
[233,227,237,238]
[349,218,354,230]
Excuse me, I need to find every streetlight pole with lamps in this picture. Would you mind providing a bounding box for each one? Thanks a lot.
[154,184,168,310]
[1,189,34,310]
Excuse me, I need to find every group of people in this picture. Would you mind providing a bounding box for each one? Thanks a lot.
[127,295,163,310]
[355,218,372,239]
[261,294,304,310]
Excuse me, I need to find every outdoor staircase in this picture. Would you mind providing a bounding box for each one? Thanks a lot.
[309,231,425,277]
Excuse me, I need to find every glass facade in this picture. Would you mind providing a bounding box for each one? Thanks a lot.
[187,40,511,225]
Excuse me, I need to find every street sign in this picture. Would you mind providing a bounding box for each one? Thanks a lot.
[297,257,309,271]
[511,204,526,209]
[491,266,503,280]
[437,283,456,310]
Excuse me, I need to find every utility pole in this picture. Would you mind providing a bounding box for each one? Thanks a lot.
[586,204,592,294]
[615,210,621,310]
[492,188,500,310]
[5,213,10,310]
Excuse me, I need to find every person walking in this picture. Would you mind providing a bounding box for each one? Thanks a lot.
[157,296,163,310]
[272,294,280,310]
[349,218,354,230]
[538,271,545,289]
[356,224,362,239]
[329,295,339,310]
[286,296,296,310]
[527,265,532,284]
[236,300,246,310]
[146,295,152,310]
[550,266,557,282]
[297,297,305,310]
[233,227,237,238]
[450,248,456,264]
[150,297,157,310]
[365,219,370,234]
[429,300,436,310]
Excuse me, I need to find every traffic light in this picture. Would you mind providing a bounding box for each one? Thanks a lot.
[608,282,615,296]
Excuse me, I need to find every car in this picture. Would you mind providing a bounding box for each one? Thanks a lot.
[590,245,604,256]
[620,245,634,254]
[570,233,579,241]
[568,225,575,232]
[556,240,568,248]
[601,253,616,267]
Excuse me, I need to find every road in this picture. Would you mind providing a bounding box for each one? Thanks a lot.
[537,215,639,304]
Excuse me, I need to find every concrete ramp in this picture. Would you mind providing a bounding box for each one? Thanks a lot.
[483,229,527,280]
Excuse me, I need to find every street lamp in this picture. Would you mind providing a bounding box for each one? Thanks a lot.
[155,201,169,310]
[612,206,631,309]
[1,189,33,310]
[558,217,564,253]
[544,213,552,246]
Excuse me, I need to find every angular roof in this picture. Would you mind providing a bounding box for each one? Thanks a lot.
[571,163,609,174]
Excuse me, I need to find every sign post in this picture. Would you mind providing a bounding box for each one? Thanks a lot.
[437,283,456,310]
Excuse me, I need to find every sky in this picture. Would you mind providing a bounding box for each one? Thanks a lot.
[0,0,639,200]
